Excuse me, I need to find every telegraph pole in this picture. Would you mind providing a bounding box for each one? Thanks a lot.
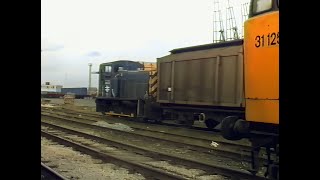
[88,63,92,94]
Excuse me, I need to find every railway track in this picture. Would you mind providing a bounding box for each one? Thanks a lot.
[41,111,257,163]
[41,162,67,180]
[41,121,267,180]
[41,130,185,180]
[46,107,223,133]
[41,108,271,160]
[42,109,266,151]
[42,107,251,147]
[57,108,270,154]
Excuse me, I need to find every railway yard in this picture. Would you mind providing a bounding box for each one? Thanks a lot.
[42,1,279,179]
[41,98,270,180]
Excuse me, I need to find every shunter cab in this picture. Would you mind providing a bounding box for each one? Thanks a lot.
[95,60,157,118]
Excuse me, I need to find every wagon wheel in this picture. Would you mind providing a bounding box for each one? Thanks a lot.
[185,120,194,126]
[205,118,219,129]
[221,116,242,140]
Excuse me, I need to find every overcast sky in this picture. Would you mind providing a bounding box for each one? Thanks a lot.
[41,0,249,88]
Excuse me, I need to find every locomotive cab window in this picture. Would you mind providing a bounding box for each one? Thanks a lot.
[114,66,123,72]
[252,0,272,14]
[105,65,112,73]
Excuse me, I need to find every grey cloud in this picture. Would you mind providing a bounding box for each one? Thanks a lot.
[86,51,102,57]
[41,38,64,52]
[42,45,64,52]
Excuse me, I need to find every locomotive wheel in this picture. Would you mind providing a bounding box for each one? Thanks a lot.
[174,119,194,126]
[268,164,279,180]
[185,120,194,126]
[142,117,149,122]
[155,119,162,124]
[205,119,219,129]
[174,119,183,125]
[221,116,242,140]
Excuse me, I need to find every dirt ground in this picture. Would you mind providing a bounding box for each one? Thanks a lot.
[41,137,145,180]
[41,98,259,178]
[42,98,97,108]
[41,125,229,180]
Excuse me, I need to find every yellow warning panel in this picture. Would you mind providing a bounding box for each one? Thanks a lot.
[246,99,279,124]
[244,11,279,124]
